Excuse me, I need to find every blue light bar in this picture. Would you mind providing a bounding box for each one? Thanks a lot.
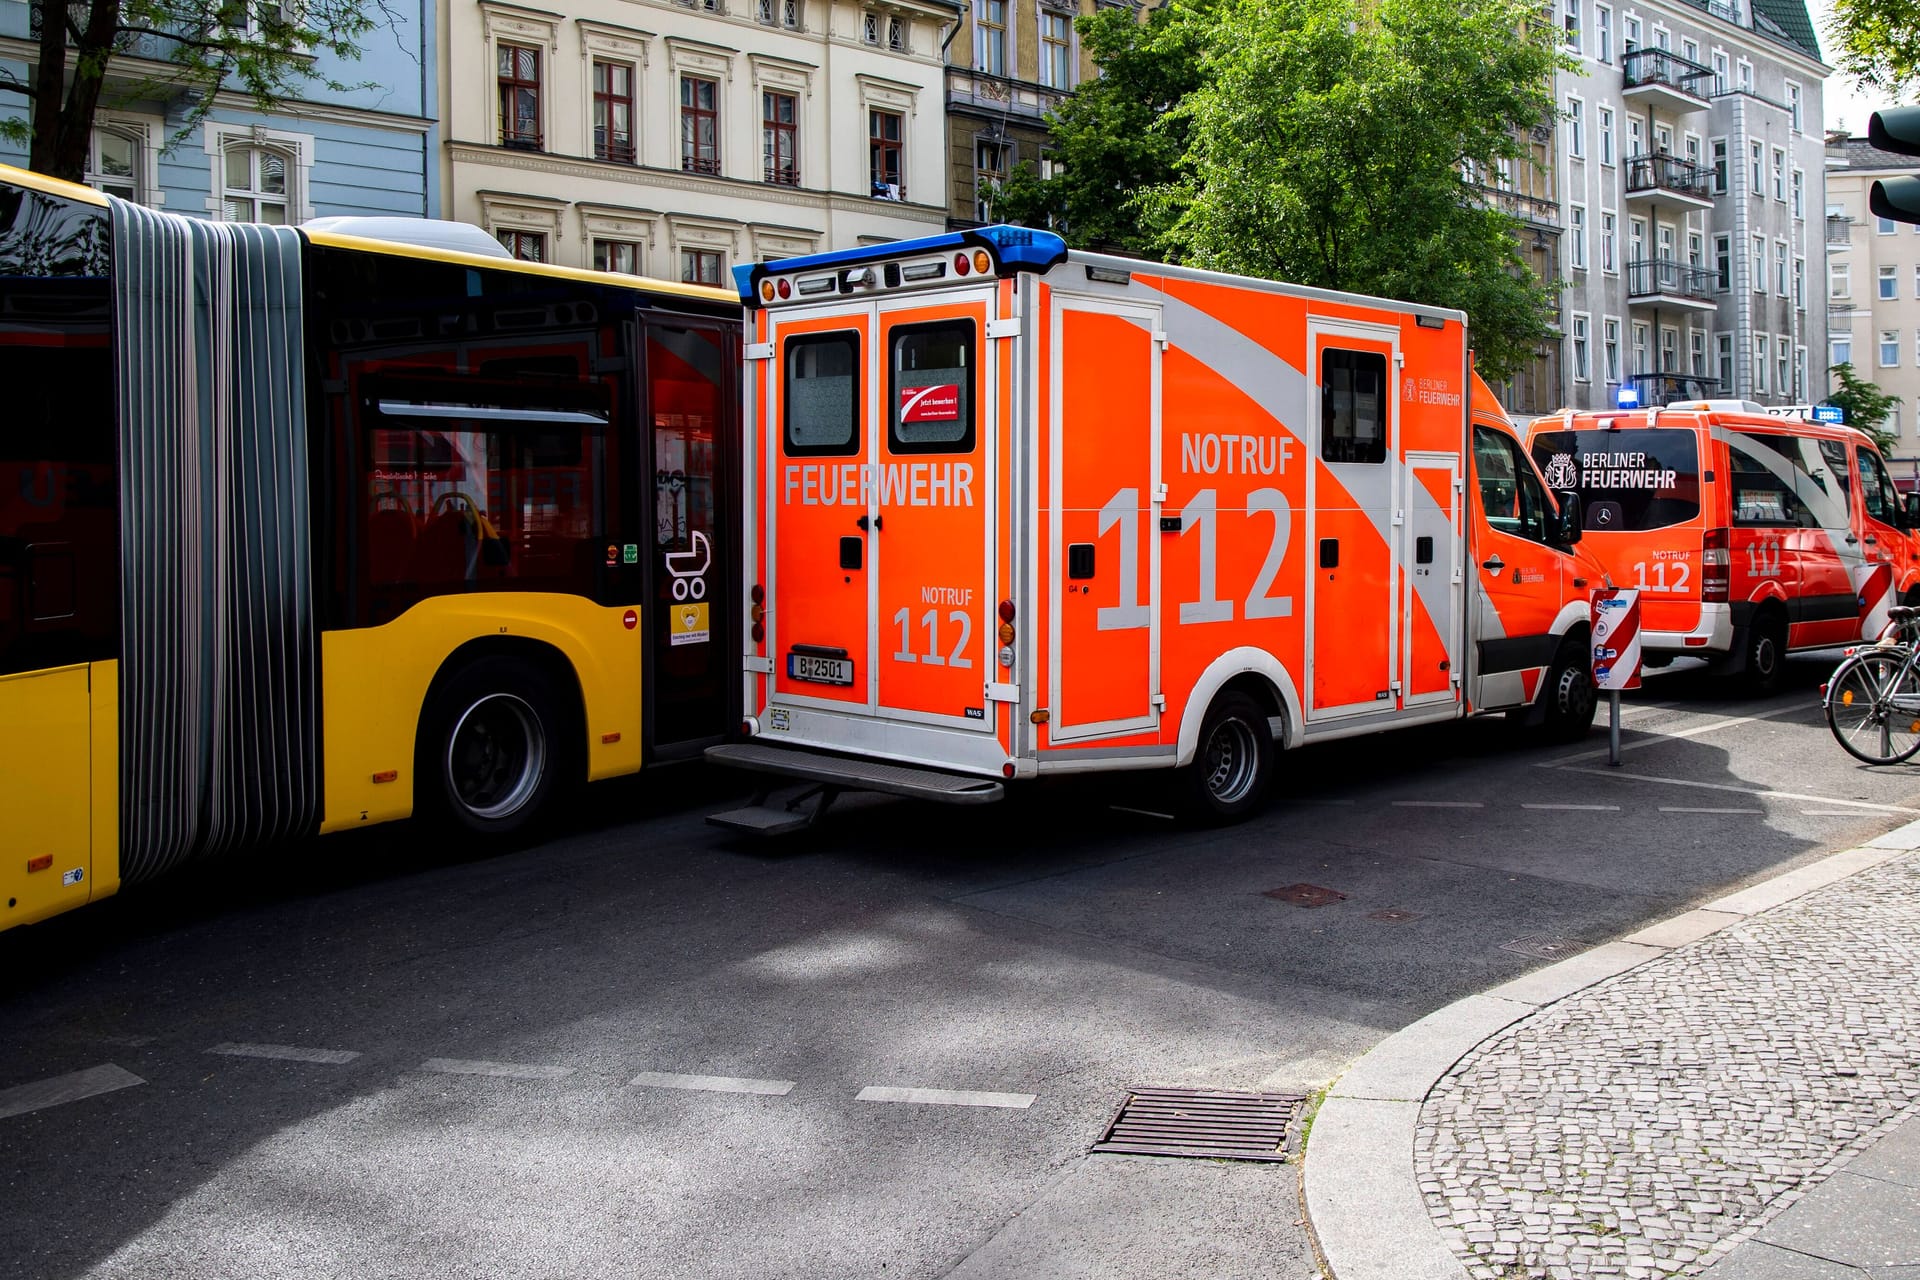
[1615,385,1641,409]
[1812,403,1846,424]
[734,224,1069,306]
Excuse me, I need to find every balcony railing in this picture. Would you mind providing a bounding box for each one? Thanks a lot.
[1628,371,1723,406]
[765,164,800,187]
[1621,48,1714,101]
[595,133,636,165]
[945,67,1068,122]
[1625,153,1713,201]
[1625,257,1718,303]
[1827,214,1854,244]
[1472,183,1561,230]
[500,126,543,152]
[681,154,721,177]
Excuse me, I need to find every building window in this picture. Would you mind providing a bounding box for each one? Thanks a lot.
[1777,337,1790,392]
[85,126,142,202]
[1661,327,1678,372]
[1623,14,1639,50]
[764,91,798,185]
[1787,82,1803,132]
[682,248,723,285]
[1572,314,1591,382]
[1775,242,1788,296]
[497,229,546,262]
[1568,97,1585,158]
[1595,3,1611,60]
[1564,0,1580,50]
[1879,214,1899,235]
[221,146,290,223]
[1713,50,1728,91]
[1040,9,1073,89]
[1792,169,1804,219]
[1750,141,1763,192]
[887,15,907,51]
[1738,59,1752,91]
[1772,148,1786,201]
[757,0,801,26]
[1691,329,1707,375]
[977,0,1006,75]
[593,61,635,164]
[1914,264,1920,299]
[1633,322,1649,373]
[1748,235,1764,291]
[1794,257,1805,307]
[1719,334,1733,388]
[1833,336,1852,367]
[1683,37,1699,65]
[1832,261,1850,298]
[1599,106,1615,166]
[1754,336,1768,393]
[870,109,904,200]
[974,139,1009,221]
[1604,317,1621,383]
[1569,205,1587,270]
[594,239,642,274]
[1711,138,1727,193]
[1882,330,1900,368]
[1688,230,1704,269]
[863,10,879,42]
[681,76,720,176]
[1601,211,1617,272]
[1882,266,1899,300]
[498,43,542,150]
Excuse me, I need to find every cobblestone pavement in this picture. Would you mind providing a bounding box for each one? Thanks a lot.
[1415,851,1920,1280]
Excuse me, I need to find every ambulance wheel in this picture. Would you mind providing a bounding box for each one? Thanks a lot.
[1539,638,1599,744]
[1183,691,1274,824]
[418,656,572,837]
[1742,610,1787,695]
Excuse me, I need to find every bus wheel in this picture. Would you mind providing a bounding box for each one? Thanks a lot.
[420,657,568,837]
[1539,638,1599,743]
[1743,610,1787,695]
[1182,691,1274,824]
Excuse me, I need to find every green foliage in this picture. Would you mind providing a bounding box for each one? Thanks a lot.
[1141,0,1570,382]
[3,0,387,181]
[1828,361,1900,455]
[1827,0,1920,99]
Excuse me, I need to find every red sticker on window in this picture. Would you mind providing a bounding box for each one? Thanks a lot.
[899,384,961,423]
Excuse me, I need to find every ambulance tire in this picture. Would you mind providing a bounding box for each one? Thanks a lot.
[1742,610,1788,695]
[1182,691,1275,824]
[1538,638,1599,744]
[417,656,574,839]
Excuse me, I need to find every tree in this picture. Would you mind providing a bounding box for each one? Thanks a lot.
[2,0,389,182]
[988,0,1210,253]
[1826,0,1920,100]
[1828,361,1900,455]
[1138,0,1571,382]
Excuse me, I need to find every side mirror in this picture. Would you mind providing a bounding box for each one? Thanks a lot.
[1555,491,1584,545]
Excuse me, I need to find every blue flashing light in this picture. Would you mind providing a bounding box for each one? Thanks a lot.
[734,224,1069,306]
[1615,385,1641,409]
[730,263,757,304]
[1812,403,1846,424]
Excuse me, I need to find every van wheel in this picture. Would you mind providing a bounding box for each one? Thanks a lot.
[1743,610,1788,695]
[417,656,571,837]
[1538,637,1599,743]
[1182,691,1274,824]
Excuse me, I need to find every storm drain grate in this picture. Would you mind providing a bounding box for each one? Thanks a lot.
[1263,883,1347,908]
[1090,1086,1306,1162]
[1499,932,1579,960]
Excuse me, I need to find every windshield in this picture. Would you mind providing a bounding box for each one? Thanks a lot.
[1530,428,1701,532]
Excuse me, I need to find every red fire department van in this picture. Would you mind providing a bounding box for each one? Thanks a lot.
[707,227,1609,827]
[1525,401,1919,690]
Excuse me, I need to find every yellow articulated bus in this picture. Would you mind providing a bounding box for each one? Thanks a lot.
[0,164,740,931]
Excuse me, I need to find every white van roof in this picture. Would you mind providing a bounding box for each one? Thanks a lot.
[300,216,513,260]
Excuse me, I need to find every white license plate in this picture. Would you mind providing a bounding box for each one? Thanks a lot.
[788,653,854,686]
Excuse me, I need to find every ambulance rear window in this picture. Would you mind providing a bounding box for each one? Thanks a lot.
[784,332,860,457]
[889,320,975,454]
[1529,428,1700,531]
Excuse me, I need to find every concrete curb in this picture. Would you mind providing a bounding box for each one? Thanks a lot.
[1300,820,1920,1280]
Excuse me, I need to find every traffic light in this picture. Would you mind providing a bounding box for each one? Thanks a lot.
[1869,107,1920,225]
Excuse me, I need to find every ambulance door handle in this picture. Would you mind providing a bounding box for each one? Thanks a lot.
[1866,534,1879,545]
[1481,554,1505,572]
[1846,534,1859,544]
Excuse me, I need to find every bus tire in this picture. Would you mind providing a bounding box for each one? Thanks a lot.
[417,656,572,838]
[1182,691,1274,824]
[1538,636,1599,743]
[1742,608,1788,695]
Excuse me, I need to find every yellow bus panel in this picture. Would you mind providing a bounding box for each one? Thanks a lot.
[90,660,121,901]
[0,665,94,927]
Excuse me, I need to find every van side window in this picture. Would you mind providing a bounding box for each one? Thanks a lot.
[1817,440,1854,505]
[1859,448,1900,522]
[784,332,860,457]
[1321,349,1387,464]
[888,320,975,454]
[1726,434,1815,528]
[1473,426,1552,544]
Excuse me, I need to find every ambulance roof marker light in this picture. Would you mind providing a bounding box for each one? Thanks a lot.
[733,224,1068,305]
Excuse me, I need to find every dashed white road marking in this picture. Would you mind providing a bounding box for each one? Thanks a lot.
[420,1058,573,1081]
[1392,800,1485,809]
[631,1071,795,1096]
[0,1064,144,1121]
[1522,803,1621,811]
[1660,806,1767,814]
[856,1086,1036,1109]
[1551,765,1920,814]
[1550,704,1815,765]
[1800,809,1875,817]
[208,1042,360,1065]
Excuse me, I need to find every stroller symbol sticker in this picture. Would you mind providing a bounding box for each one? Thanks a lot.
[666,531,711,602]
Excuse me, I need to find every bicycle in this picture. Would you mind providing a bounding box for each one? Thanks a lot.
[1825,605,1920,765]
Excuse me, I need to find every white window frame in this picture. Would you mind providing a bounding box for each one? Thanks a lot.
[1737,58,1753,92]
[1832,336,1853,367]
[1750,140,1763,193]
[1882,265,1900,300]
[1565,0,1581,51]
[1792,168,1804,219]
[85,113,163,207]
[1572,312,1592,382]
[1599,106,1615,166]
[1595,3,1612,61]
[1775,240,1788,296]
[203,121,314,224]
[1602,211,1617,273]
[1711,136,1728,193]
[1882,330,1901,369]
[1794,255,1805,307]
[1715,231,1732,290]
[1713,49,1728,93]
[1568,95,1585,159]
[1776,336,1790,392]
[1879,214,1899,236]
[1719,333,1735,388]
[1753,335,1769,393]
[1786,80,1803,132]
[1037,7,1075,90]
[1570,204,1588,270]
[1750,234,1765,292]
[1604,316,1621,383]
[1832,260,1851,298]
[1772,147,1786,201]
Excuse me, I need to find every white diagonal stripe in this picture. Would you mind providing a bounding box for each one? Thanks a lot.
[856,1086,1035,1108]
[208,1042,360,1065]
[420,1058,573,1080]
[630,1072,795,1096]
[0,1064,145,1121]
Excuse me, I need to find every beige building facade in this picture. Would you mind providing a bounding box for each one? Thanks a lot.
[440,0,959,282]
[1826,135,1920,481]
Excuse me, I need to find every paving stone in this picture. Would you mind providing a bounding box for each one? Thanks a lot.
[1695,1240,1870,1278]
[1757,1173,1920,1268]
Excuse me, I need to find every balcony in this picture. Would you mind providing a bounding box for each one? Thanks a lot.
[1827,214,1854,245]
[946,67,1068,124]
[1621,48,1713,115]
[594,133,636,165]
[499,126,543,153]
[764,164,800,188]
[1472,183,1561,232]
[1829,301,1859,333]
[1624,153,1715,210]
[1629,371,1723,406]
[1625,257,1719,310]
[681,154,721,177]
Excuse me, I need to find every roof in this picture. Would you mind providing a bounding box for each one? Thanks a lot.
[1675,0,1822,62]
[1836,136,1920,172]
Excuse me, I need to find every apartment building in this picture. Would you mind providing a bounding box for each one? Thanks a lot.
[1827,135,1920,481]
[0,1,438,220]
[1546,0,1828,414]
[443,0,957,281]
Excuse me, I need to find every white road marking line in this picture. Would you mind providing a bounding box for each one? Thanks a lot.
[0,1064,144,1121]
[86,1034,157,1048]
[1392,800,1485,808]
[1659,806,1766,814]
[631,1071,794,1096]
[1800,809,1874,817]
[1549,704,1815,765]
[207,1042,360,1065]
[856,1086,1036,1109]
[1109,805,1176,821]
[1522,803,1621,811]
[1550,765,1920,814]
[419,1058,573,1081]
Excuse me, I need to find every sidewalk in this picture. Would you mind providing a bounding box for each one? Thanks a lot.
[1304,823,1920,1280]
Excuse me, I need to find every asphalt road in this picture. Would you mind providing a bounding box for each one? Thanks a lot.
[4,654,1918,1280]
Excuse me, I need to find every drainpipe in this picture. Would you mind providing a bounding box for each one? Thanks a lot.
[1733,93,1751,400]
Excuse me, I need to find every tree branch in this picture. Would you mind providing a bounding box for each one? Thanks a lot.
[112,24,238,51]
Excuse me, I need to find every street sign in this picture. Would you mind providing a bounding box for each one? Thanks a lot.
[1812,404,1845,424]
[1591,588,1642,692]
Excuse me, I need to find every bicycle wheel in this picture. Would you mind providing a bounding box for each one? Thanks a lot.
[1826,649,1920,766]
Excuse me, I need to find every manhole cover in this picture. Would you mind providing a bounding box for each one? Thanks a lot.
[1499,932,1578,960]
[1367,908,1422,923]
[1091,1086,1305,1162]
[1264,883,1347,908]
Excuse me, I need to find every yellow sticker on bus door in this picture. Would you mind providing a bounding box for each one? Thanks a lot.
[670,601,710,646]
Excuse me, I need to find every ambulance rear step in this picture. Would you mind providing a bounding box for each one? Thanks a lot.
[705,743,1005,835]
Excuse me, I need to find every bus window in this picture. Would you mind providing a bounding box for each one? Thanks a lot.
[888,320,975,454]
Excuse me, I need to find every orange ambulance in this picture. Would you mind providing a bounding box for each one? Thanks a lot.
[709,227,1609,826]
[1525,401,1920,690]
